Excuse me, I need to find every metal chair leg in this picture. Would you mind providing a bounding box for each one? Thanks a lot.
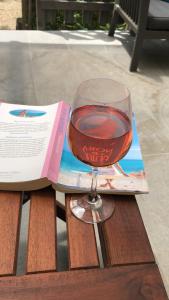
[130,32,144,72]
[108,8,119,37]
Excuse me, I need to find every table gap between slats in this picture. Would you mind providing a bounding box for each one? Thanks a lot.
[16,195,30,275]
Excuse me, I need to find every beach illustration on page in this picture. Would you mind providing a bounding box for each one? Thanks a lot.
[57,116,148,194]
[9,109,46,118]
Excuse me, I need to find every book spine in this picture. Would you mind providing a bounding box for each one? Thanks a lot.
[41,101,70,183]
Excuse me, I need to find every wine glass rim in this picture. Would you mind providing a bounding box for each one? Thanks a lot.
[76,78,130,103]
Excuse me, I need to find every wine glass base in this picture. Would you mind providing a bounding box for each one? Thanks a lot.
[70,194,115,224]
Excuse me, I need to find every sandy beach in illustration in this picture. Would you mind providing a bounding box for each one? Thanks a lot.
[57,167,148,194]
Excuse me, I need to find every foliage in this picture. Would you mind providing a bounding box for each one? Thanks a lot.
[28,0,126,31]
[45,10,111,30]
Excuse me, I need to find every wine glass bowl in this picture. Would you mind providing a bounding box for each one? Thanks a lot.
[69,105,132,167]
[68,79,132,223]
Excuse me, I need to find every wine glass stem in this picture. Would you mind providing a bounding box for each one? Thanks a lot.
[89,167,99,203]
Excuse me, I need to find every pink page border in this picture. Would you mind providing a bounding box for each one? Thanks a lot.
[41,101,70,182]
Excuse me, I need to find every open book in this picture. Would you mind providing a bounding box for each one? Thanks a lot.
[0,101,70,191]
[0,101,148,194]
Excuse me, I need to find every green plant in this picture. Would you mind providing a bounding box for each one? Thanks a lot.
[44,9,113,30]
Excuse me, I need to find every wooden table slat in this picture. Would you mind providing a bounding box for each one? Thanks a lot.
[26,188,57,274]
[100,195,155,266]
[66,194,99,270]
[0,264,168,300]
[0,191,22,276]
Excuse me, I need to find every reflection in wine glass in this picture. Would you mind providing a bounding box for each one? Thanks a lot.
[68,79,132,223]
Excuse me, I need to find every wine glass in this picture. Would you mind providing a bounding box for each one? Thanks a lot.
[68,78,132,223]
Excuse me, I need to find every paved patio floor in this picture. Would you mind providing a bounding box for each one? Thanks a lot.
[0,30,169,295]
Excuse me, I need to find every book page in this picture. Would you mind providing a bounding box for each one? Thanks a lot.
[0,102,59,183]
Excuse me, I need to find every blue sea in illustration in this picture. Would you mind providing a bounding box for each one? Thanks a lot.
[60,116,144,175]
[10,109,46,117]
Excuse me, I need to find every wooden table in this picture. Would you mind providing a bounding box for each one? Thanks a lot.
[0,187,168,300]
